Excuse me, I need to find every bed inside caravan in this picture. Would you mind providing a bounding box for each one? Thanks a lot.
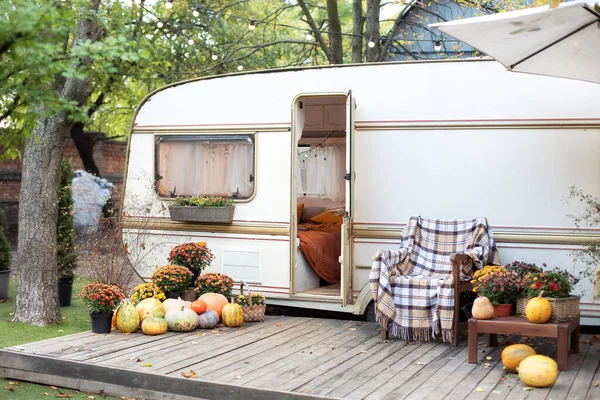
[294,95,346,297]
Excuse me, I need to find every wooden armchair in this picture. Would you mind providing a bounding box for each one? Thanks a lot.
[370,216,500,347]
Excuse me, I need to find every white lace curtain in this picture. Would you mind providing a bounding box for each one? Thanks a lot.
[158,141,253,197]
[296,145,345,202]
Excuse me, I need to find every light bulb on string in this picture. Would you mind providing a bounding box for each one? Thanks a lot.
[211,53,218,60]
[249,20,256,30]
[434,41,442,51]
[367,37,375,48]
[237,65,244,71]
[188,39,194,45]
[157,21,163,28]
[165,0,173,9]
[192,9,199,17]
[134,0,142,5]
[305,30,313,41]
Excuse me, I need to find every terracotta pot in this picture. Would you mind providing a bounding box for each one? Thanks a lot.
[493,303,513,317]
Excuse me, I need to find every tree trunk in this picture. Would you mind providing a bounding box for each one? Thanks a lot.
[14,0,101,325]
[351,0,364,64]
[326,0,343,64]
[70,122,101,177]
[365,0,381,63]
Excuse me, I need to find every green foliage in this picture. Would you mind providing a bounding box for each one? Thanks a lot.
[523,270,578,298]
[0,208,11,271]
[174,196,233,207]
[57,159,76,276]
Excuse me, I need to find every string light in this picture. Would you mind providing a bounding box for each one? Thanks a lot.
[237,65,244,71]
[367,37,375,48]
[211,53,218,60]
[305,30,313,41]
[134,0,142,5]
[192,9,199,17]
[434,41,442,51]
[249,20,256,30]
[188,39,194,45]
[157,21,163,28]
[165,0,173,9]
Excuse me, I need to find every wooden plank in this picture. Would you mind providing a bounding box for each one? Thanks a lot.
[4,330,96,352]
[363,342,466,399]
[538,343,589,400]
[110,317,311,372]
[567,343,600,400]
[585,345,600,400]
[0,351,328,400]
[214,320,373,385]
[162,318,340,376]
[443,344,504,400]
[189,318,352,381]
[463,344,514,400]
[234,322,381,389]
[325,341,427,399]
[296,337,410,396]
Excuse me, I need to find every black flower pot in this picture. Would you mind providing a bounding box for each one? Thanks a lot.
[166,291,183,299]
[90,312,113,334]
[58,274,75,307]
[0,269,10,300]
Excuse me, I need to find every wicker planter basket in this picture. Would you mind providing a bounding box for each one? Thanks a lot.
[238,282,265,323]
[169,205,234,224]
[516,295,580,322]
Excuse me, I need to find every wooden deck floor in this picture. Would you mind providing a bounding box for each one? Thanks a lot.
[0,316,598,400]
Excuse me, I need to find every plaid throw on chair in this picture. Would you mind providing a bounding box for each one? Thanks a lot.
[370,216,500,342]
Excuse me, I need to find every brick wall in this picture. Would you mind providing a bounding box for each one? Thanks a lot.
[0,138,127,243]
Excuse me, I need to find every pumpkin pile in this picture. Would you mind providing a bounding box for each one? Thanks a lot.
[501,344,558,388]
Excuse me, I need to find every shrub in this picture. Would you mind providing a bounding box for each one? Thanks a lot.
[0,209,11,271]
[57,159,77,277]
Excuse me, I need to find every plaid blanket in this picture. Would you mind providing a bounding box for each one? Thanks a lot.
[370,216,500,342]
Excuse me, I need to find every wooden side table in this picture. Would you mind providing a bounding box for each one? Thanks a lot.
[468,316,579,371]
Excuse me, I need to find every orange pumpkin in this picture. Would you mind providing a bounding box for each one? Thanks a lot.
[141,316,168,336]
[191,299,207,315]
[501,344,536,373]
[199,293,228,319]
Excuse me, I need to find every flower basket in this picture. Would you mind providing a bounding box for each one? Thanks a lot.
[516,295,580,322]
[238,282,265,323]
[169,206,235,224]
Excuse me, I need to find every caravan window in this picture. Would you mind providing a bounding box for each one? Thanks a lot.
[155,134,255,199]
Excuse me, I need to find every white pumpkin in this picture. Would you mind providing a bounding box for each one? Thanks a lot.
[162,297,191,314]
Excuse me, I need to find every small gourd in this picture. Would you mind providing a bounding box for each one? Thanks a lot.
[526,291,552,324]
[472,296,494,320]
[199,293,228,319]
[501,344,536,373]
[164,306,198,332]
[518,355,558,387]
[115,299,140,333]
[191,299,208,315]
[136,298,165,322]
[162,297,191,314]
[197,309,219,329]
[222,299,244,328]
[141,316,168,336]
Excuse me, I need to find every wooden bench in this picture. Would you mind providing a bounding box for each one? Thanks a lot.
[468,316,579,371]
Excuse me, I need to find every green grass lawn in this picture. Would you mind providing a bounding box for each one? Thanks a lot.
[0,275,122,400]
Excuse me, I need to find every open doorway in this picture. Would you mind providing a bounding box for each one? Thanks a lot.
[293,95,347,297]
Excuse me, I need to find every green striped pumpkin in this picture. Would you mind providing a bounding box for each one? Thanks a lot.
[222,301,243,328]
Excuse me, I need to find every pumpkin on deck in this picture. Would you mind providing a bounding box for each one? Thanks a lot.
[199,293,228,319]
[518,355,558,387]
[197,310,219,329]
[136,298,165,322]
[526,292,552,324]
[141,316,168,335]
[164,306,198,332]
[162,297,191,314]
[501,344,536,373]
[222,300,243,327]
[472,296,494,320]
[191,299,207,315]
[115,299,140,333]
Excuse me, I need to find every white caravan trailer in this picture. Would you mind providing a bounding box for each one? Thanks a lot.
[121,59,600,325]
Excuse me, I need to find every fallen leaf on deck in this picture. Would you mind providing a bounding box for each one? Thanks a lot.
[414,362,426,365]
[181,370,197,379]
[135,358,141,362]
[485,356,492,361]
[197,333,206,337]
[484,363,492,367]
[73,348,79,352]
[276,324,281,327]
[360,350,367,354]
[476,387,484,392]
[593,380,600,387]
[191,341,199,345]
[492,390,502,394]
[5,387,14,391]
[211,330,219,334]
[349,328,356,331]
[141,363,152,367]
[309,351,313,354]
[50,386,58,390]
[244,361,250,364]
[233,375,242,379]
[328,346,336,350]
[523,387,534,391]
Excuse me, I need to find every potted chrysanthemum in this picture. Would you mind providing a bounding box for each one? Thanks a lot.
[79,283,125,333]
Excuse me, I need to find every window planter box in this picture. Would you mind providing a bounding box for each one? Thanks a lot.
[168,206,235,224]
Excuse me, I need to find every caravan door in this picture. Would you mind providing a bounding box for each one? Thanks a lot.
[341,90,355,306]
